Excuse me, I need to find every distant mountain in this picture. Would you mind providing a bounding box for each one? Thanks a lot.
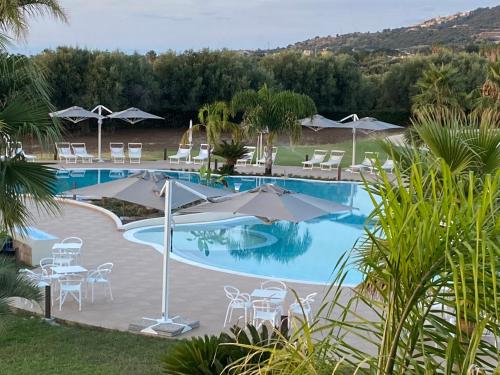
[282,6,500,53]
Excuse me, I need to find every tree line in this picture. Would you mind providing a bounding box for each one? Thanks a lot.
[30,47,495,127]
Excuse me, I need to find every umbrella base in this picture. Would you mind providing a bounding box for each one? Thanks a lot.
[133,316,197,336]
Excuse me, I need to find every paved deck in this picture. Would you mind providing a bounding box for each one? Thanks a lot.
[17,200,374,343]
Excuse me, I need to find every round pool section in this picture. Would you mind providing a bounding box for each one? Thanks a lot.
[56,169,371,284]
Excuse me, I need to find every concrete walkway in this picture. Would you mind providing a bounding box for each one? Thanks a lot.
[19,201,366,338]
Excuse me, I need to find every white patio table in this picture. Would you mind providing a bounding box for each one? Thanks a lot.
[51,265,88,275]
[251,289,287,301]
[52,243,82,250]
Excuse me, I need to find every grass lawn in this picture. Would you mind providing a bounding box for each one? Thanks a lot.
[0,314,176,375]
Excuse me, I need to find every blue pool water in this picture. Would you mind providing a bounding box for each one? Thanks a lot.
[56,169,373,284]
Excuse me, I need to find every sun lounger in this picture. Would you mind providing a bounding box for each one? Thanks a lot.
[55,142,77,164]
[193,144,210,165]
[12,142,37,162]
[320,150,345,171]
[110,143,125,163]
[381,159,394,174]
[257,147,277,166]
[302,149,328,169]
[236,146,256,166]
[169,145,191,164]
[71,143,94,163]
[348,152,378,173]
[128,143,142,164]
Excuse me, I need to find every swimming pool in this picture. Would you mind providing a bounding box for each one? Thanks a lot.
[56,169,372,284]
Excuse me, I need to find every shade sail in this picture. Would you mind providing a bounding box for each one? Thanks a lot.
[72,171,229,210]
[107,107,164,124]
[300,114,340,132]
[49,106,104,123]
[182,184,350,222]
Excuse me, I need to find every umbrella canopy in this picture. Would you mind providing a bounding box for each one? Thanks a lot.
[182,183,350,222]
[334,115,403,166]
[72,171,229,210]
[107,107,164,124]
[300,114,340,132]
[49,106,104,123]
[335,117,402,131]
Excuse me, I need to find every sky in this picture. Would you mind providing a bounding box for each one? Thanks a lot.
[11,0,500,55]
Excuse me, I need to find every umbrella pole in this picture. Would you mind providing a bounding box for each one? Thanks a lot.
[352,127,356,166]
[140,179,192,335]
[97,105,104,162]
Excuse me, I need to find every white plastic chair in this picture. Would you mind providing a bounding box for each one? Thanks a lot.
[288,292,317,329]
[252,299,281,328]
[320,150,345,171]
[110,143,125,163]
[169,145,191,164]
[86,263,113,303]
[236,146,256,166]
[61,237,83,264]
[71,143,94,163]
[261,280,287,313]
[223,285,252,327]
[52,249,75,267]
[257,147,277,166]
[58,275,84,311]
[193,144,210,165]
[55,142,77,164]
[302,149,328,169]
[128,143,142,164]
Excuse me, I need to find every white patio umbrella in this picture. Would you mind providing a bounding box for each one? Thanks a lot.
[300,114,340,132]
[335,115,403,165]
[107,107,164,124]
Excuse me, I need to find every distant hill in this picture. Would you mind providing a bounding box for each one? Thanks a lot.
[282,6,500,53]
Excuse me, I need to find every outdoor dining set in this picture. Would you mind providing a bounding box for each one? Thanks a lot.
[224,280,317,330]
[21,237,113,312]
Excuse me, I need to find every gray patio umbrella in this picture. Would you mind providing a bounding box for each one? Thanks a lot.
[182,183,350,223]
[71,170,229,210]
[107,107,164,124]
[72,170,229,335]
[335,115,403,165]
[300,114,340,132]
[49,106,104,123]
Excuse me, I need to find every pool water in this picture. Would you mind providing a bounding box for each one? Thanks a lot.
[57,169,372,284]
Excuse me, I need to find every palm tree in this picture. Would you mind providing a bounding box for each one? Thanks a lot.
[0,0,66,39]
[411,63,463,113]
[474,61,500,112]
[231,84,316,175]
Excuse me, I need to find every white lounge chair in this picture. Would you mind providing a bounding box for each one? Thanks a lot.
[320,150,345,171]
[110,143,125,164]
[193,144,210,165]
[55,142,77,164]
[12,142,37,162]
[236,146,256,166]
[302,149,328,169]
[71,143,94,163]
[86,263,113,303]
[381,159,395,174]
[169,145,191,164]
[348,152,379,174]
[128,143,142,164]
[257,147,277,166]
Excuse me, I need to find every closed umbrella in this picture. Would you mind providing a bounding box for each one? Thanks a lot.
[335,115,403,165]
[300,114,340,132]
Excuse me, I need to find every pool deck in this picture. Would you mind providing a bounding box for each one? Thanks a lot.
[43,159,380,182]
[16,199,375,345]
